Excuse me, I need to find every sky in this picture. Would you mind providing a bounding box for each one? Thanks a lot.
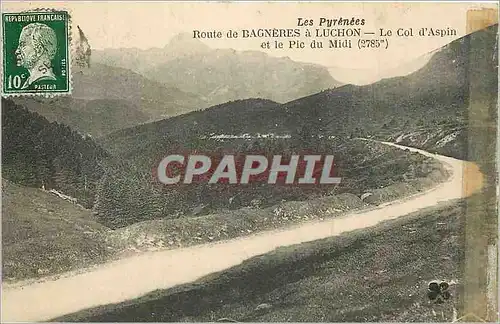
[3,1,498,84]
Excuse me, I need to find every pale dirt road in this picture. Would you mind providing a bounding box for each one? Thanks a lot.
[1,142,481,322]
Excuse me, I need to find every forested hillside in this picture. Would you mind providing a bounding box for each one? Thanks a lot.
[2,99,108,208]
[93,137,435,228]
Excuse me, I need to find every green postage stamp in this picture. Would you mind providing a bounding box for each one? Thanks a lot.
[2,10,71,96]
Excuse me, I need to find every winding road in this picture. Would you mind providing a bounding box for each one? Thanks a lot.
[1,141,482,322]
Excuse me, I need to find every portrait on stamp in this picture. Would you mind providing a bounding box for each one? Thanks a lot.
[15,23,58,86]
[2,10,71,95]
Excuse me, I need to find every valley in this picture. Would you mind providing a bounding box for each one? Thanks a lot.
[1,140,475,322]
[1,21,497,323]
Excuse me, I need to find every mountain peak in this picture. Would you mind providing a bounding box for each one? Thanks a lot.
[165,32,210,52]
[168,32,195,43]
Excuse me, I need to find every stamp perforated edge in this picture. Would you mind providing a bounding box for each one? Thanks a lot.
[1,7,73,98]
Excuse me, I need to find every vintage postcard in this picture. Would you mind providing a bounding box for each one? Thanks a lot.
[1,1,498,323]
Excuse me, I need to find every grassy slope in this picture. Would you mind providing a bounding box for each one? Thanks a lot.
[55,198,470,322]
[107,156,447,253]
[1,180,115,282]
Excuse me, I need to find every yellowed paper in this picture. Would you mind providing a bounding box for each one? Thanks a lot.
[1,1,498,322]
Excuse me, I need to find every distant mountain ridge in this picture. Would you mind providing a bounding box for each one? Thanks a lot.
[71,63,206,116]
[13,62,208,137]
[92,32,212,74]
[102,24,498,161]
[93,34,342,106]
[16,34,342,137]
